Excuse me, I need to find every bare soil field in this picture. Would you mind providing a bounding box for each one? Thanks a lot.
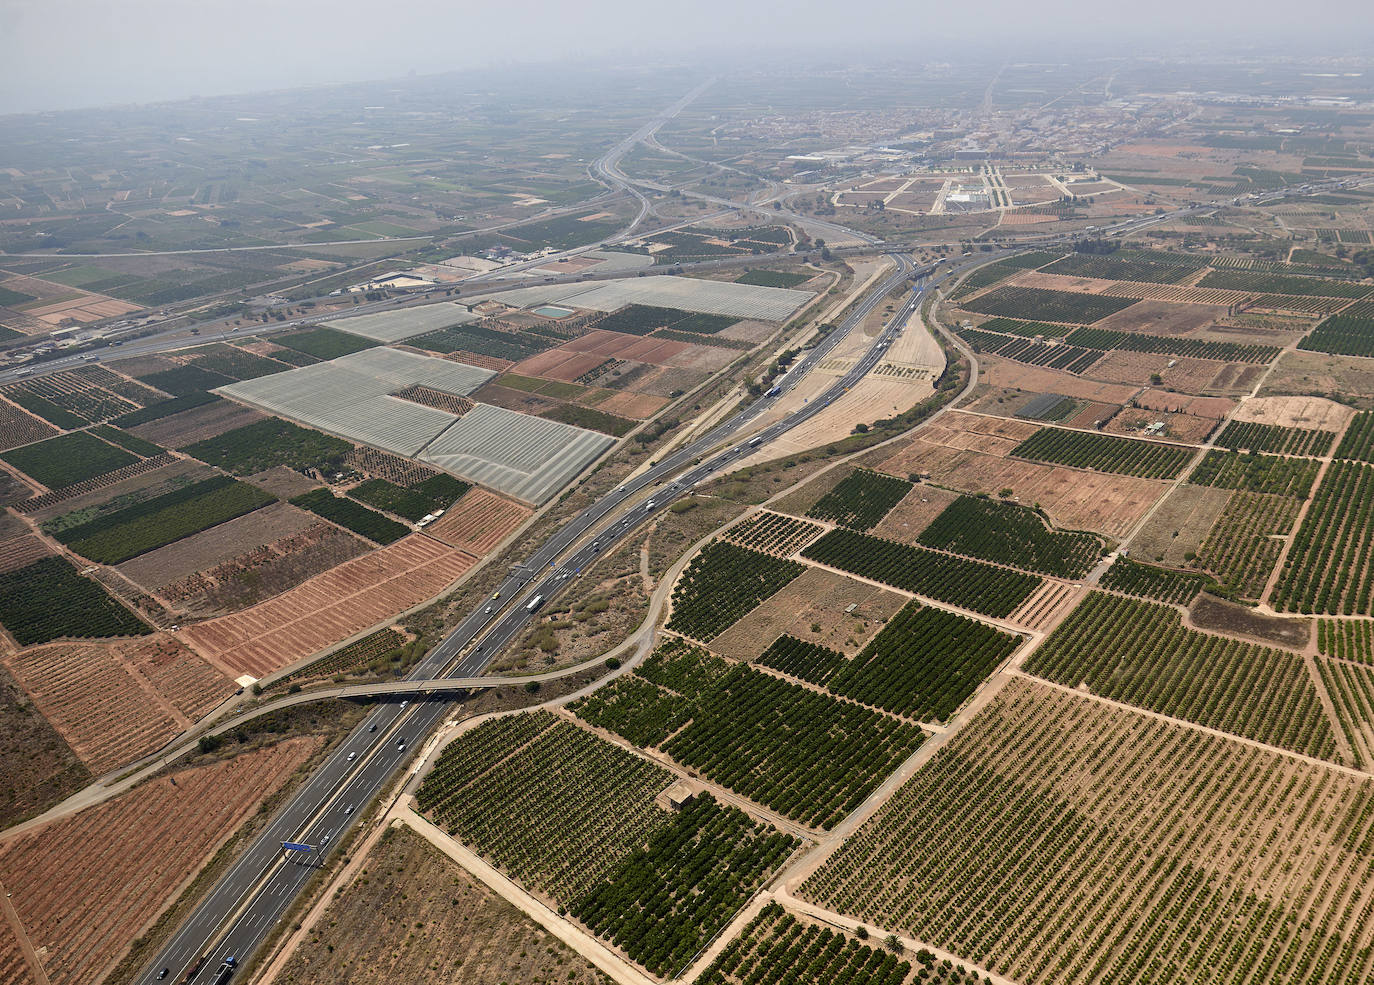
[1092,299,1226,336]
[869,484,961,544]
[912,411,1040,455]
[978,356,1140,403]
[562,329,690,365]
[182,535,477,679]
[0,512,23,542]
[1067,401,1123,428]
[710,566,906,659]
[160,524,371,619]
[607,363,707,398]
[509,349,609,384]
[0,738,317,985]
[470,382,564,416]
[594,390,668,419]
[1188,593,1310,650]
[1127,484,1231,565]
[271,825,613,985]
[423,489,532,555]
[129,400,264,446]
[118,501,318,589]
[663,344,738,373]
[878,439,1166,540]
[1231,394,1355,431]
[748,374,935,466]
[718,318,776,345]
[28,458,214,524]
[1133,390,1236,419]
[0,535,50,575]
[0,663,88,831]
[1104,407,1218,443]
[245,466,319,500]
[1206,362,1266,394]
[1086,349,1217,390]
[2,636,232,776]
[1260,350,1374,409]
[770,466,854,517]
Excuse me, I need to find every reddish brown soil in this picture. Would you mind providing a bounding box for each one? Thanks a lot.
[1103,408,1218,443]
[979,356,1140,403]
[508,349,610,383]
[561,329,690,364]
[2,636,233,776]
[182,535,477,679]
[1134,390,1237,419]
[423,490,531,556]
[0,739,318,985]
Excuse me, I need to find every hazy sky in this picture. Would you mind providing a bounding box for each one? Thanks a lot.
[2,0,1373,115]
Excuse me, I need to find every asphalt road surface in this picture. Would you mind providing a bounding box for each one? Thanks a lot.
[132,176,1364,985]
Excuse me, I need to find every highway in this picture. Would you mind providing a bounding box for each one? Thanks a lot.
[127,169,1370,983]
[132,247,937,985]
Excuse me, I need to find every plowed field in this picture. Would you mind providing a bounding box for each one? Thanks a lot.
[0,536,50,575]
[422,489,531,555]
[0,739,317,985]
[182,535,476,678]
[2,636,232,775]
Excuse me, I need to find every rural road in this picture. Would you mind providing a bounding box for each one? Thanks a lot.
[127,160,1358,985]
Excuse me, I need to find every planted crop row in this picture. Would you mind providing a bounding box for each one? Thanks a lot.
[801,678,1374,985]
[807,469,912,531]
[974,318,1069,337]
[577,640,925,830]
[0,431,137,490]
[1012,427,1194,479]
[757,635,846,686]
[1044,250,1205,284]
[1063,326,1278,364]
[828,602,1020,723]
[1297,314,1374,357]
[137,365,233,397]
[722,511,824,557]
[958,330,1102,374]
[1099,556,1212,604]
[661,663,925,830]
[961,286,1138,324]
[184,416,351,475]
[54,474,275,564]
[91,424,162,458]
[0,556,150,646]
[1194,491,1301,600]
[701,902,991,985]
[1314,656,1374,769]
[349,477,462,522]
[569,795,797,977]
[4,389,87,429]
[667,541,805,641]
[918,494,1103,579]
[1273,460,1374,614]
[1026,591,1335,757]
[802,528,1040,619]
[417,712,795,977]
[418,713,672,899]
[1189,450,1318,498]
[1216,420,1336,457]
[1334,411,1374,463]
[265,627,411,691]
[8,377,135,423]
[290,488,409,545]
[113,391,220,428]
[1199,269,1373,298]
[412,322,555,361]
[1317,619,1374,664]
[274,327,378,360]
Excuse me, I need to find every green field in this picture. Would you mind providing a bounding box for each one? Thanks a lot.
[0,431,137,489]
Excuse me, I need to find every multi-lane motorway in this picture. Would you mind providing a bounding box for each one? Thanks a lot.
[133,250,934,985]
[132,168,1370,981]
